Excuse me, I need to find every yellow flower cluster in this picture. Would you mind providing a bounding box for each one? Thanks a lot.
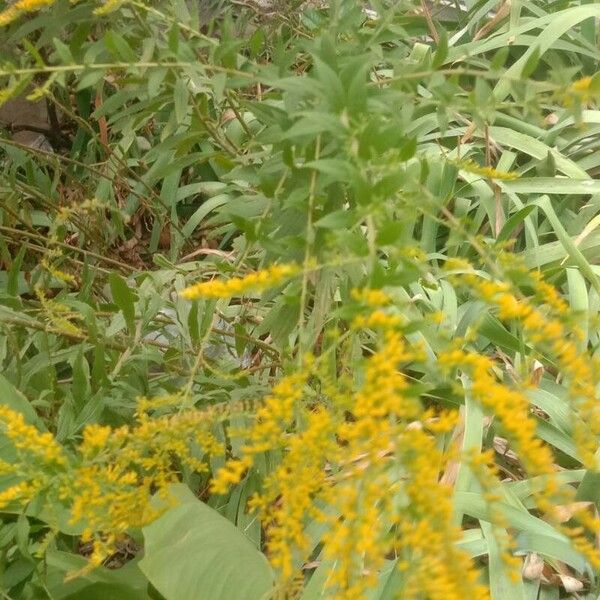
[440,347,554,475]
[0,481,37,509]
[323,329,482,600]
[571,76,592,93]
[254,408,339,579]
[0,406,68,516]
[0,0,54,26]
[563,76,598,107]
[211,310,485,599]
[396,429,490,600]
[93,0,124,15]
[36,286,82,335]
[81,424,111,453]
[451,158,520,181]
[2,254,597,597]
[0,0,126,24]
[464,270,599,466]
[181,264,298,300]
[0,398,223,563]
[352,309,404,329]
[445,263,600,569]
[211,371,308,494]
[350,287,392,306]
[0,405,66,467]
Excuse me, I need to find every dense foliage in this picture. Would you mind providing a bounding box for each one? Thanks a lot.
[1,0,600,598]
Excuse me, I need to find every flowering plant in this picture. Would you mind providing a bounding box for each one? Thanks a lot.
[1,1,600,599]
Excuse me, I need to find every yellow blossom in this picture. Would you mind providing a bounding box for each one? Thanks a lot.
[181,264,298,300]
[0,482,35,509]
[0,0,55,25]
[451,158,520,181]
[94,0,124,15]
[81,424,111,453]
[563,76,598,107]
[211,371,308,494]
[0,405,67,466]
[351,287,391,306]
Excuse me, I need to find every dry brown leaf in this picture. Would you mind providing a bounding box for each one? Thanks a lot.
[460,121,477,145]
[493,436,519,463]
[551,501,593,523]
[220,109,236,125]
[473,0,511,41]
[530,359,544,387]
[558,574,584,593]
[522,552,545,581]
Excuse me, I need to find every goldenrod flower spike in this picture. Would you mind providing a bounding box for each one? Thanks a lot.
[351,287,391,306]
[94,0,124,15]
[0,0,125,25]
[0,405,67,468]
[181,264,298,300]
[452,158,520,181]
[0,0,55,26]
[562,76,599,107]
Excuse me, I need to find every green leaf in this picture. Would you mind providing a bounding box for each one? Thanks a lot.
[479,314,524,355]
[182,194,230,238]
[376,222,403,246]
[497,205,536,243]
[303,158,355,181]
[492,5,600,100]
[52,37,74,64]
[108,273,137,334]
[503,178,600,195]
[432,26,448,69]
[521,45,540,79]
[139,495,275,600]
[576,450,600,510]
[315,210,355,229]
[174,78,189,125]
[76,70,105,91]
[399,137,417,161]
[490,127,586,178]
[453,375,484,524]
[481,521,526,600]
[7,246,26,297]
[0,374,45,429]
[533,195,600,294]
[46,551,151,600]
[104,30,137,62]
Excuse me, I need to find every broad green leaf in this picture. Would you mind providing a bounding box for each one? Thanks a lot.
[46,551,151,600]
[0,374,45,429]
[140,496,275,600]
